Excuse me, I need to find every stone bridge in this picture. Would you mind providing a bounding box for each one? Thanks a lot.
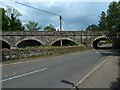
[0,31,114,49]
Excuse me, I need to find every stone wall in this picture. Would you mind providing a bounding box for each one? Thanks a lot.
[2,46,89,61]
[1,31,106,49]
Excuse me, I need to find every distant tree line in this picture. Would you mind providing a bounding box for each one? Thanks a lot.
[86,1,120,32]
[0,6,56,31]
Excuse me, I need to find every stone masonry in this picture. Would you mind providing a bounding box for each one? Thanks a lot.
[1,31,113,49]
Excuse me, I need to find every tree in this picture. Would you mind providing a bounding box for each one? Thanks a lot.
[2,6,24,31]
[5,6,22,20]
[106,1,120,32]
[0,8,9,31]
[98,11,107,31]
[25,21,41,31]
[106,1,120,48]
[86,24,99,31]
[44,24,56,31]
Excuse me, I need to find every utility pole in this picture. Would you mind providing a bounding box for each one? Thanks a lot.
[59,15,62,46]
[81,31,83,45]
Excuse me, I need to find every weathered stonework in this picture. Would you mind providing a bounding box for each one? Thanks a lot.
[2,46,89,61]
[1,31,111,49]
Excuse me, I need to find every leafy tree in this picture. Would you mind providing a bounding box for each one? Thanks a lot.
[86,1,120,32]
[106,1,120,32]
[86,24,99,31]
[5,6,22,19]
[98,11,107,31]
[2,6,24,31]
[98,1,120,32]
[0,8,9,31]
[86,25,91,31]
[98,1,120,48]
[25,21,41,31]
[44,24,56,31]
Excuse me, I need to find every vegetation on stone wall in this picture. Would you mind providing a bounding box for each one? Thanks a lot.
[2,46,90,62]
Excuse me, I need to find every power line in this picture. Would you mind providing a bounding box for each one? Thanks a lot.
[10,0,72,31]
[10,0,60,16]
[62,17,71,31]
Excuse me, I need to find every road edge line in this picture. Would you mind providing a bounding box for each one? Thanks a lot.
[76,56,108,86]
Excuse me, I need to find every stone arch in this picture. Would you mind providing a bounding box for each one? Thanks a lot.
[51,38,78,46]
[92,36,113,49]
[0,39,11,49]
[16,38,44,48]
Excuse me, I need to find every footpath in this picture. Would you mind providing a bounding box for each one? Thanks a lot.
[78,56,119,88]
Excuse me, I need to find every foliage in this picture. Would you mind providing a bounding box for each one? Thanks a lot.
[1,6,24,31]
[106,1,120,32]
[98,40,112,46]
[86,24,99,31]
[86,1,120,32]
[5,6,22,19]
[44,24,56,31]
[98,11,107,31]
[1,8,9,31]
[25,21,42,31]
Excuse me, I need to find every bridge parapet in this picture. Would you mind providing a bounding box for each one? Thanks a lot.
[1,31,107,36]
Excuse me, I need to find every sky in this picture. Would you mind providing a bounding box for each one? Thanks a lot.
[0,0,119,31]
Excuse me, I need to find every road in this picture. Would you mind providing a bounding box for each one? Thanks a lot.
[1,49,112,88]
[79,56,118,88]
[99,44,112,48]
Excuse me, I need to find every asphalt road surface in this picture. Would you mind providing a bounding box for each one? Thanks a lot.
[1,49,111,88]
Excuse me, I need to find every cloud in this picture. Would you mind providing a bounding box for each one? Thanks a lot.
[1,0,119,2]
[0,0,112,31]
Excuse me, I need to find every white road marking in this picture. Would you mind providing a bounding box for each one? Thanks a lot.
[0,68,47,82]
[76,57,108,86]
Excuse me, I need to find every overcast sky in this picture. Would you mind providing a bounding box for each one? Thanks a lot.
[0,0,119,31]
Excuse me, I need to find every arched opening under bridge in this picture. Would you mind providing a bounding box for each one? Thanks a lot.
[17,39,42,48]
[0,40,11,49]
[93,38,112,49]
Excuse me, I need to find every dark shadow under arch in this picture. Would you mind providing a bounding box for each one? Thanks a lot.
[51,39,78,46]
[93,38,112,49]
[17,39,42,48]
[0,40,10,49]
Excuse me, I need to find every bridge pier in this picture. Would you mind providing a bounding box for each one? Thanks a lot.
[11,46,17,49]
